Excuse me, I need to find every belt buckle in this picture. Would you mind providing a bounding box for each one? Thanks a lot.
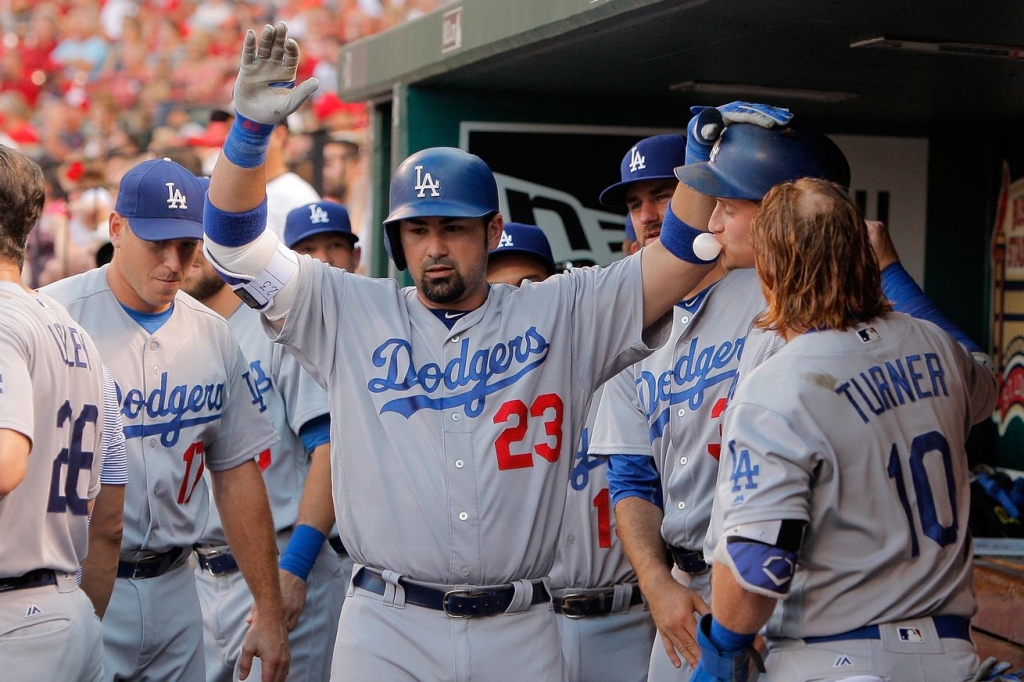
[130,559,153,580]
[558,593,591,620]
[443,589,479,619]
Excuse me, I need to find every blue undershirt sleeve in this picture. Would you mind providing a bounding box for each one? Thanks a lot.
[607,454,663,509]
[298,414,331,454]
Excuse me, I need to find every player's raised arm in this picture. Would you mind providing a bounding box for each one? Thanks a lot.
[204,22,318,322]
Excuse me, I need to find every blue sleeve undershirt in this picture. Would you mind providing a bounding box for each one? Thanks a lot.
[607,454,663,509]
[298,414,331,453]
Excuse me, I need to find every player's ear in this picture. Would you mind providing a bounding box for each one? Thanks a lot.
[486,214,504,251]
[108,211,125,247]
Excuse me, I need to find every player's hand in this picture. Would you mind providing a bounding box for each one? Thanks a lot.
[233,22,319,125]
[865,220,900,271]
[237,603,290,682]
[685,102,793,164]
[969,656,1024,681]
[644,574,710,668]
[279,568,308,631]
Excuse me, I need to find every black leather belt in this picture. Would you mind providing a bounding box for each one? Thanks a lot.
[552,584,644,619]
[117,547,186,580]
[353,568,549,618]
[194,546,240,576]
[0,569,57,594]
[670,547,709,575]
[328,536,346,555]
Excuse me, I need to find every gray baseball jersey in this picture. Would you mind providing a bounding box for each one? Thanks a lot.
[0,283,106,682]
[43,266,278,553]
[197,301,343,682]
[0,284,105,576]
[201,302,330,540]
[711,313,998,643]
[266,252,668,681]
[590,269,765,554]
[42,265,277,682]
[268,253,666,584]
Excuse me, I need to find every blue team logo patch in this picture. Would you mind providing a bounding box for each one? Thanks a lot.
[243,360,273,413]
[368,327,550,418]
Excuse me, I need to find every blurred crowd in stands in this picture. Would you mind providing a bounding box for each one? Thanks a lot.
[1,0,436,284]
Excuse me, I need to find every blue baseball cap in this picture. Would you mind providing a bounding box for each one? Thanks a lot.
[284,201,357,249]
[599,133,686,207]
[489,222,556,274]
[624,214,636,242]
[114,158,206,241]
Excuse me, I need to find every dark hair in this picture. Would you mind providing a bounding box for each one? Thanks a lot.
[0,145,46,268]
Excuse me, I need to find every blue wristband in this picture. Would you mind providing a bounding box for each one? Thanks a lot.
[279,524,326,581]
[221,113,275,169]
[709,618,756,651]
[203,196,268,247]
[660,204,715,264]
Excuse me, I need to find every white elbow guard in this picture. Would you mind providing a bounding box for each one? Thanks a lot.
[203,234,298,312]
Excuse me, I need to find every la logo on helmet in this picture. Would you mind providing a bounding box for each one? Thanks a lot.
[414,165,441,198]
[165,182,188,209]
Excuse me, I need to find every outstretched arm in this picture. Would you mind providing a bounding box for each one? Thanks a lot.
[640,181,718,327]
[204,23,318,323]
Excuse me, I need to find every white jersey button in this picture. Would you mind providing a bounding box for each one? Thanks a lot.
[677,501,686,510]
[450,336,460,343]
[152,365,159,374]
[458,511,468,521]
[148,438,157,448]
[680,456,688,465]
[677,408,685,417]
[681,316,690,324]
[566,535,575,544]
[451,413,461,422]
[461,567,470,577]
[149,341,158,351]
[455,459,465,468]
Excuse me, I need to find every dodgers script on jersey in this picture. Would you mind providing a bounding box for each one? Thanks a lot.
[711,313,998,639]
[201,304,329,540]
[0,284,106,577]
[42,266,278,552]
[263,253,670,585]
[590,269,765,554]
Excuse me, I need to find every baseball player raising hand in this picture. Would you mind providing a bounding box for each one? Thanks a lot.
[201,22,727,681]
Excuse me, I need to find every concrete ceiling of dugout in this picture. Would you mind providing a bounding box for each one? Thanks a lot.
[337,0,1024,130]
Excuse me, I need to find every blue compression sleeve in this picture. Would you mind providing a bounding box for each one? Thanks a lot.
[279,524,326,581]
[203,196,269,247]
[298,414,331,453]
[881,263,981,353]
[607,454,663,509]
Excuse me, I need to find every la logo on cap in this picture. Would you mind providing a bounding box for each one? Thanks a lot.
[628,146,646,173]
[165,182,188,209]
[309,204,330,224]
[498,231,514,248]
[414,165,441,198]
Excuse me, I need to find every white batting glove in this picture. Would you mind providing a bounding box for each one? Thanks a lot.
[233,22,319,125]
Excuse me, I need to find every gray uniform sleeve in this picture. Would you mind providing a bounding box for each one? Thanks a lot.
[588,364,652,457]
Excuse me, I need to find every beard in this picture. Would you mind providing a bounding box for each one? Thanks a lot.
[417,258,470,305]
[182,268,226,301]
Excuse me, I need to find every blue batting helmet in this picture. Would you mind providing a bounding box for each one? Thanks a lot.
[382,147,499,270]
[674,122,850,202]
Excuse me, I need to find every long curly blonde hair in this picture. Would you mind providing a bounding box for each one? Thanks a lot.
[752,177,892,334]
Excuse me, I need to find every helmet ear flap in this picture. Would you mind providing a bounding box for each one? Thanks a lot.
[384,223,407,271]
